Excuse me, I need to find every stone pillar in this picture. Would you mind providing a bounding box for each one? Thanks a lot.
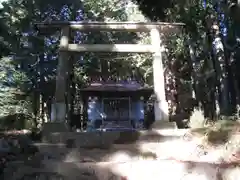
[44,26,70,137]
[151,28,175,129]
[53,26,70,123]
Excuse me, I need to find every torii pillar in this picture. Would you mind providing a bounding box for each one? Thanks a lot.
[43,26,70,136]
[150,28,175,129]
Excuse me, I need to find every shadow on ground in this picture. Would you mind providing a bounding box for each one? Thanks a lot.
[2,127,240,179]
[5,161,127,180]
[2,129,177,179]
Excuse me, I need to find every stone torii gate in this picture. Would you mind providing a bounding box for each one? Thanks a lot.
[35,21,185,130]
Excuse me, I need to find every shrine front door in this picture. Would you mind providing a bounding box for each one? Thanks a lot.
[102,98,132,128]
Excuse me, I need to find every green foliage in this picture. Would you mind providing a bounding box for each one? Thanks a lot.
[0,0,239,130]
[0,57,32,126]
[0,0,154,129]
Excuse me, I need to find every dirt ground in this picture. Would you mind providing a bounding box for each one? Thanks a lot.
[1,121,240,180]
[31,127,240,180]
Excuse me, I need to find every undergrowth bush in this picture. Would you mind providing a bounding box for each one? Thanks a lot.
[188,108,206,129]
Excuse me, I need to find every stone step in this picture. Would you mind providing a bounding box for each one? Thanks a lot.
[42,131,120,148]
[35,129,187,162]
[151,121,177,129]
[42,122,178,145]
[42,128,183,146]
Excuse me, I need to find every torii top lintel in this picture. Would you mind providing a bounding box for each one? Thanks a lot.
[34,21,185,33]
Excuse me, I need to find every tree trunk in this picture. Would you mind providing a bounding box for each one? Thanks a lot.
[187,38,200,106]
[211,25,229,115]
[204,27,219,120]
[32,91,39,128]
[67,56,75,127]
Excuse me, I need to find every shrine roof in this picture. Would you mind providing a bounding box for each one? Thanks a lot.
[80,81,153,92]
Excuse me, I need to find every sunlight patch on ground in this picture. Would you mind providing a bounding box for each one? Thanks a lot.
[64,149,82,162]
[106,151,132,162]
[105,159,219,180]
[222,167,240,180]
[138,138,201,160]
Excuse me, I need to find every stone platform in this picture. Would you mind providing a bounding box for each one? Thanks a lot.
[41,121,177,148]
[38,128,183,161]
